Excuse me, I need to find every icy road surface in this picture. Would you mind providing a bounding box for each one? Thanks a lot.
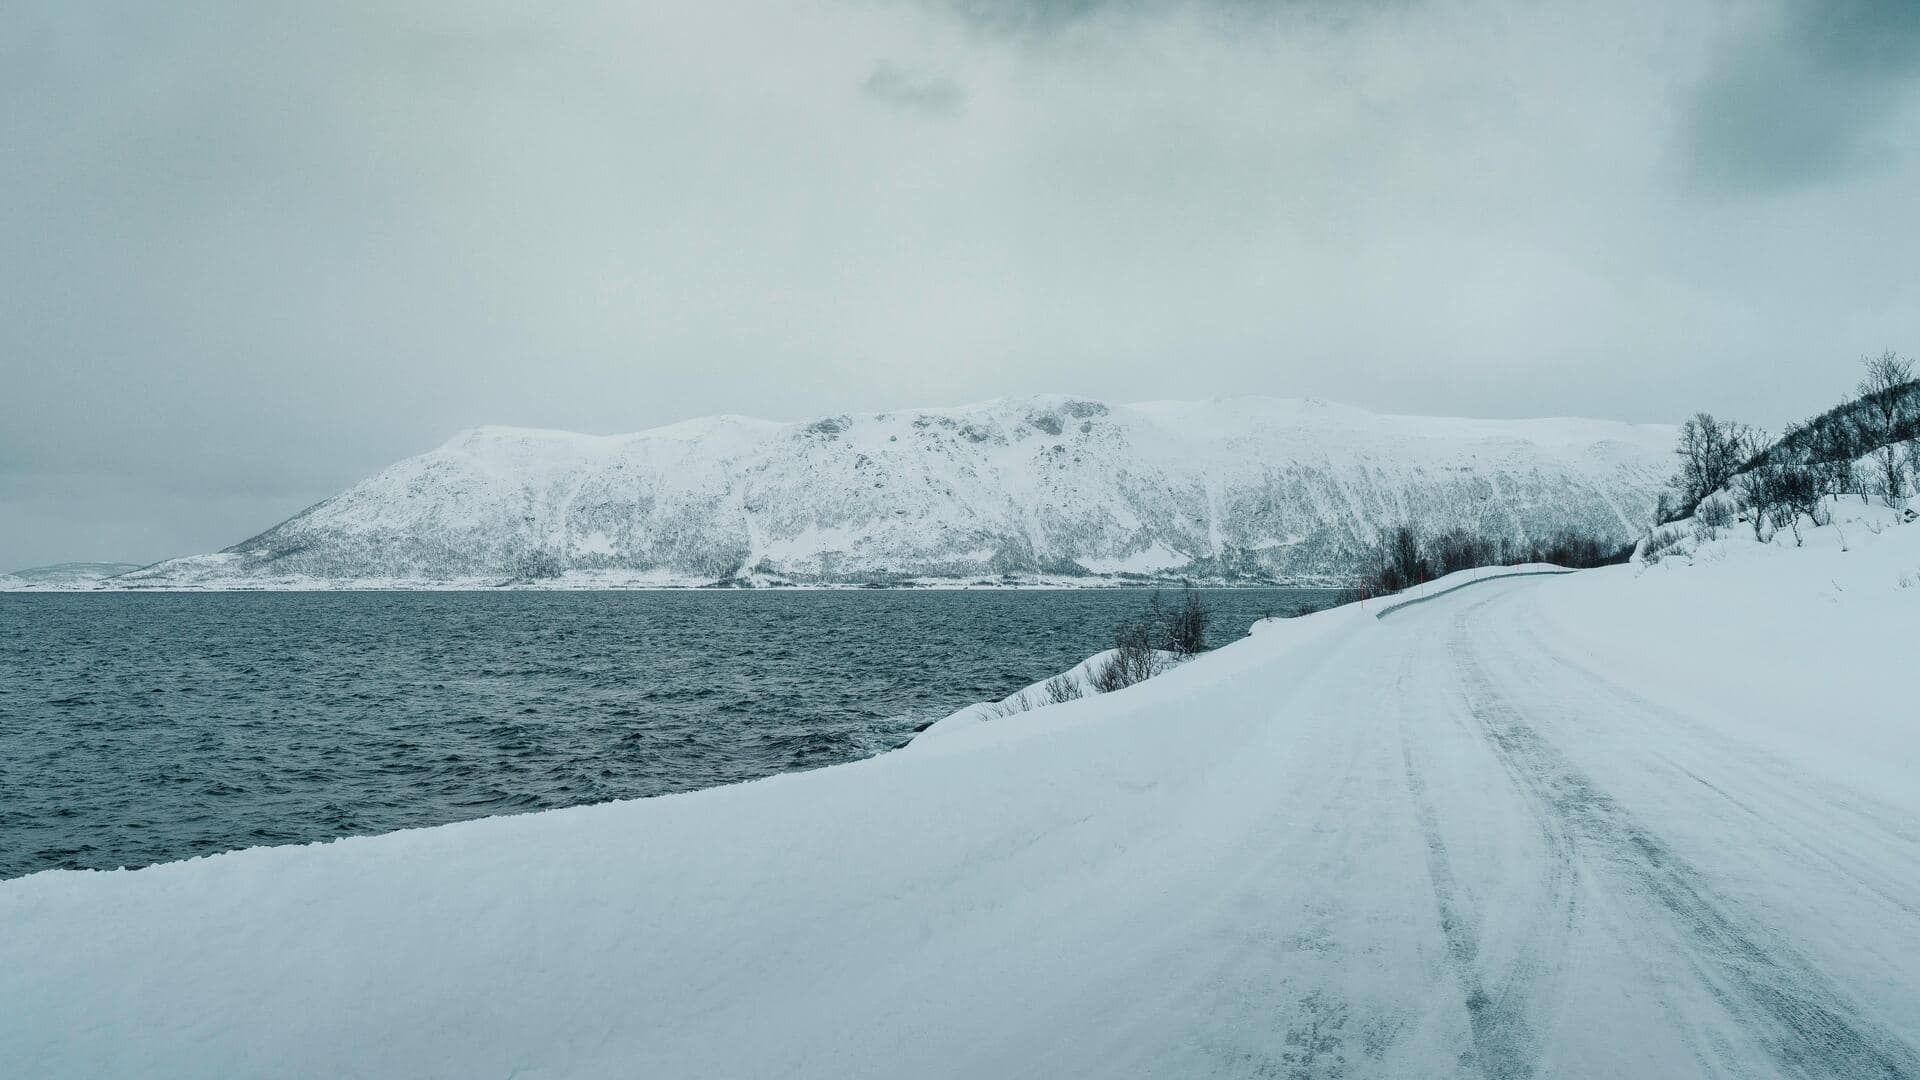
[4,565,1919,1078]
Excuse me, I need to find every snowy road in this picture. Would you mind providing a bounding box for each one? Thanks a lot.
[1375,584,1920,1079]
[4,569,1919,1078]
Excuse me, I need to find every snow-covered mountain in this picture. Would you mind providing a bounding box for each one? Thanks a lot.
[2,562,144,589]
[118,397,1676,588]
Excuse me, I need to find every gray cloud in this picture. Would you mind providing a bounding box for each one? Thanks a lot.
[862,62,967,115]
[1682,0,1920,193]
[3,0,1918,568]
[937,0,1403,35]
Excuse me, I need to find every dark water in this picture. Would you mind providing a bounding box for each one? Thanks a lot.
[0,588,1328,878]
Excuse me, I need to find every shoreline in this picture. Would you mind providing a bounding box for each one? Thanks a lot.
[2,578,1355,594]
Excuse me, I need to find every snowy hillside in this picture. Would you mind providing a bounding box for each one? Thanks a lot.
[0,562,142,589]
[7,508,1916,1076]
[115,397,1673,588]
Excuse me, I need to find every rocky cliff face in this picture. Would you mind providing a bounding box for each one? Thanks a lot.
[119,397,1675,588]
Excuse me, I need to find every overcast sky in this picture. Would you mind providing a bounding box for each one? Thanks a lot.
[4,0,1918,568]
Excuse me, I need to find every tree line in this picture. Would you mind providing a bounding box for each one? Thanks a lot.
[1659,351,1918,545]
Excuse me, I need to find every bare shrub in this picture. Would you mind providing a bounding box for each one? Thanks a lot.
[1525,531,1631,568]
[1360,522,1629,593]
[1429,528,1498,577]
[1162,585,1212,656]
[1695,494,1734,534]
[1091,618,1159,693]
[1040,673,1083,705]
[1642,527,1686,565]
[1772,462,1826,531]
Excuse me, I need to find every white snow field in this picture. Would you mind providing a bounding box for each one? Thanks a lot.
[5,507,1919,1078]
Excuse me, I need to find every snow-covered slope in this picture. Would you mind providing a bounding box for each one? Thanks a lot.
[1,562,143,589]
[115,397,1673,588]
[7,515,1917,1076]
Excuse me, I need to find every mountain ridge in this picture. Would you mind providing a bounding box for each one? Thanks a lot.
[111,396,1676,589]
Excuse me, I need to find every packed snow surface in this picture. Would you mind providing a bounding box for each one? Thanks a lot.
[5,507,1917,1078]
[109,396,1673,588]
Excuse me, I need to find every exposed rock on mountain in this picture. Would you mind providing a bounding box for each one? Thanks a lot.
[118,397,1674,588]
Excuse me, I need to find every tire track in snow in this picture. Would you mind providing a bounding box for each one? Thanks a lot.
[1504,601,1920,853]
[1490,600,1920,926]
[1443,596,1920,1080]
[1393,636,1577,1080]
[1400,739,1544,1080]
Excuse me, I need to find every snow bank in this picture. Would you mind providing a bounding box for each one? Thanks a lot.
[910,598,1379,753]
[906,648,1180,751]
[1540,495,1920,812]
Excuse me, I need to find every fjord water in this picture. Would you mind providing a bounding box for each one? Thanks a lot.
[0,588,1328,878]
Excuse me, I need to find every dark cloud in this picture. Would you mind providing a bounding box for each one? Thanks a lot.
[943,0,1117,33]
[1682,0,1920,193]
[938,0,1402,34]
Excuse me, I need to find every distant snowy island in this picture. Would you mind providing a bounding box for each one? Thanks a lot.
[80,396,1672,590]
[0,562,142,589]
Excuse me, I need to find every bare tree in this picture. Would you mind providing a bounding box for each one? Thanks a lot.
[1857,351,1917,507]
[1363,524,1429,595]
[1733,471,1775,541]
[1671,413,1758,508]
[1653,491,1678,527]
[1429,528,1499,576]
[514,549,565,580]
[1770,462,1825,540]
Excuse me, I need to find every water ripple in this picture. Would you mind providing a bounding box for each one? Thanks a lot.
[0,588,1328,877]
